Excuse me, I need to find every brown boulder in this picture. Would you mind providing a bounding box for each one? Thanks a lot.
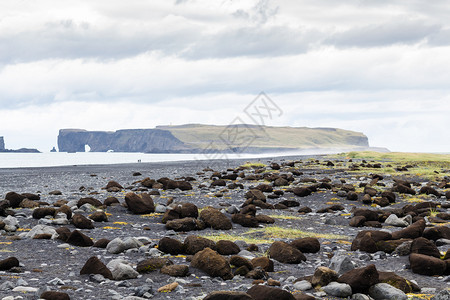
[184,235,216,255]
[410,253,446,276]
[349,216,366,227]
[105,180,123,192]
[165,217,205,232]
[158,237,184,255]
[268,241,306,264]
[245,189,267,201]
[251,256,274,272]
[378,271,420,293]
[247,285,296,300]
[72,213,94,229]
[337,264,380,294]
[40,291,71,300]
[89,211,108,222]
[230,256,253,270]
[292,187,312,197]
[351,230,392,253]
[77,197,103,208]
[5,192,25,208]
[93,238,111,248]
[200,207,232,230]
[216,240,240,256]
[203,291,253,300]
[80,256,113,279]
[160,264,189,277]
[290,237,320,253]
[191,248,233,280]
[56,205,72,219]
[391,219,425,240]
[32,207,56,219]
[104,197,120,206]
[55,227,71,242]
[137,258,172,273]
[124,192,155,214]
[411,237,440,258]
[66,230,94,247]
[231,213,259,228]
[20,199,39,208]
[423,226,450,241]
[0,257,19,271]
[311,266,338,287]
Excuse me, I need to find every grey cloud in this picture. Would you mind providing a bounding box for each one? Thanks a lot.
[326,20,441,48]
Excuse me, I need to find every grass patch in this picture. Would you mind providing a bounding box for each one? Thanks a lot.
[267,214,303,220]
[246,226,349,240]
[240,162,266,168]
[338,151,450,162]
[199,233,271,245]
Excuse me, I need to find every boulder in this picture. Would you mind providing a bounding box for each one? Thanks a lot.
[311,266,339,287]
[106,259,139,280]
[369,283,407,300]
[89,211,108,222]
[337,264,380,294]
[268,241,306,264]
[247,285,296,300]
[106,237,142,254]
[40,291,71,300]
[5,192,25,208]
[165,217,205,232]
[0,257,19,271]
[184,235,216,255]
[66,230,94,247]
[80,256,113,279]
[77,197,103,208]
[216,240,240,256]
[124,192,155,214]
[251,257,274,272]
[409,253,446,276]
[378,271,420,293]
[137,258,172,273]
[190,248,233,280]
[231,213,259,228]
[230,256,253,270]
[290,237,320,253]
[351,230,392,253]
[423,226,450,241]
[72,213,94,229]
[160,264,189,277]
[322,282,352,298]
[292,187,312,197]
[158,237,184,255]
[391,219,425,240]
[203,291,253,300]
[410,237,441,258]
[200,207,232,230]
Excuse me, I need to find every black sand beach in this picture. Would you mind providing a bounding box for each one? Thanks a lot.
[1,155,449,299]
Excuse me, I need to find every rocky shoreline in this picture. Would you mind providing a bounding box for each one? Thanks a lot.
[1,155,450,300]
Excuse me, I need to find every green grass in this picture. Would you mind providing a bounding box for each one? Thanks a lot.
[339,151,450,163]
[240,162,267,168]
[333,151,450,180]
[158,124,367,150]
[199,233,271,245]
[246,226,350,240]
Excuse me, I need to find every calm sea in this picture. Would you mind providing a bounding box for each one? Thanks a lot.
[0,152,290,169]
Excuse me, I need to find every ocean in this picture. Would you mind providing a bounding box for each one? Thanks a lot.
[0,152,289,169]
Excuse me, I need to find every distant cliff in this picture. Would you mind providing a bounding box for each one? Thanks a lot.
[0,136,40,153]
[57,125,370,153]
[58,129,189,153]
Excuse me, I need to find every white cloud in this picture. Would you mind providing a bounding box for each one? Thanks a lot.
[1,0,450,153]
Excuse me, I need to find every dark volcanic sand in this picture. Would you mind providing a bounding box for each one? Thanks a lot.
[0,156,448,299]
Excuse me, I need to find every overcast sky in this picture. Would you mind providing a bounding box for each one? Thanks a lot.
[1,0,449,152]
